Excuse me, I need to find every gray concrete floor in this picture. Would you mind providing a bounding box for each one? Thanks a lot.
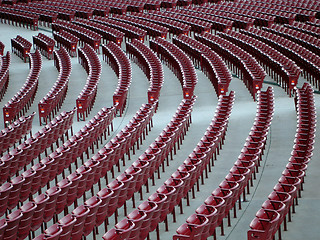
[0,22,319,240]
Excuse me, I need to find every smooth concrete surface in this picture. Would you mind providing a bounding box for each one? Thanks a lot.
[0,22,319,240]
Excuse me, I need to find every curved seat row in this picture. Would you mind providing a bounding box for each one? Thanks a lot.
[104,92,234,240]
[44,1,93,20]
[52,20,101,53]
[174,87,274,240]
[100,1,127,15]
[3,3,58,27]
[242,27,320,90]
[102,42,132,116]
[197,32,265,100]
[42,0,109,19]
[92,16,147,43]
[111,14,169,39]
[126,39,164,104]
[151,10,212,34]
[0,106,115,223]
[0,5,39,30]
[76,44,101,121]
[11,35,31,62]
[60,0,184,14]
[307,18,320,27]
[22,2,75,21]
[210,1,289,24]
[0,112,34,157]
[15,0,107,19]
[238,0,316,22]
[217,30,300,96]
[247,83,316,240]
[32,33,55,60]
[218,1,296,24]
[22,102,156,240]
[166,7,234,33]
[130,12,191,37]
[0,109,75,189]
[264,24,320,60]
[0,51,10,102]
[191,4,255,30]
[150,37,197,99]
[37,96,196,240]
[52,0,110,15]
[92,101,158,182]
[204,2,275,27]
[112,0,142,13]
[281,0,320,13]
[38,47,72,125]
[285,21,320,39]
[72,18,124,46]
[53,30,79,57]
[266,0,320,12]
[0,116,114,239]
[3,49,42,125]
[0,0,193,32]
[102,0,169,13]
[173,34,231,97]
